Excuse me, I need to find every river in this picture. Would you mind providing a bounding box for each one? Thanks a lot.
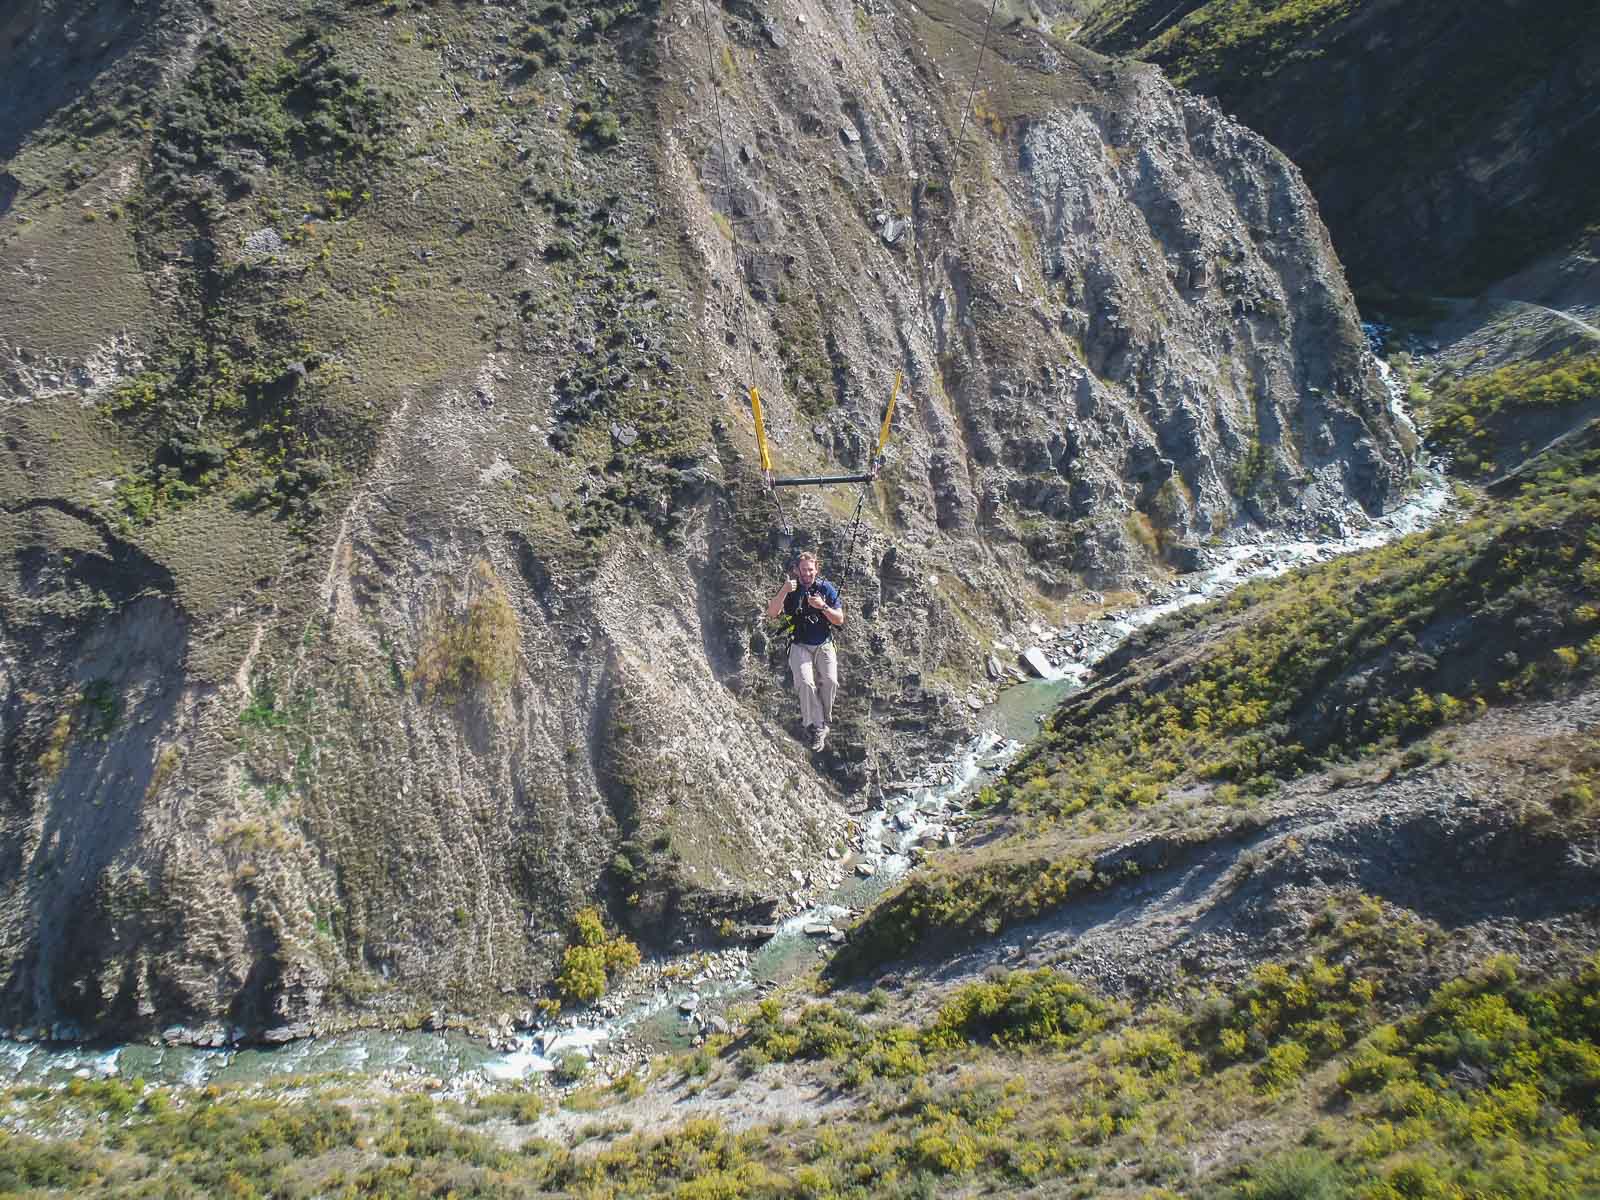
[0,402,1450,1091]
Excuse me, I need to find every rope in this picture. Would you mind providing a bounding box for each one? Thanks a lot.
[950,0,1001,194]
[696,0,752,384]
[772,2,1001,791]
[697,0,791,534]
[837,484,872,599]
[829,0,999,595]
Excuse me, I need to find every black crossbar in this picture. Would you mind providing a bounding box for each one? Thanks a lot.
[771,473,876,487]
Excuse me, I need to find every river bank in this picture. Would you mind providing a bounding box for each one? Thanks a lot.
[0,460,1453,1093]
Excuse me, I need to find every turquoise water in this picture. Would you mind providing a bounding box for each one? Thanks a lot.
[985,677,1079,743]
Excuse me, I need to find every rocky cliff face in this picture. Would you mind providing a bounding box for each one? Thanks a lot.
[1076,0,1600,294]
[0,0,1403,1038]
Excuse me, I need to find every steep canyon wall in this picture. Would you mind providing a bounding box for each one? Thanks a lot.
[0,0,1402,1037]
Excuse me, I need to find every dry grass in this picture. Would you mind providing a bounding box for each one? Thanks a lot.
[36,711,73,782]
[412,560,521,701]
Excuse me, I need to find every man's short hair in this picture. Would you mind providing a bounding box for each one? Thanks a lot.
[796,551,819,567]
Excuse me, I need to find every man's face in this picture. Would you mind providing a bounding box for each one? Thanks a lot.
[796,559,818,587]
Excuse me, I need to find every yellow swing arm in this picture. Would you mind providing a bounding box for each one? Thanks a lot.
[749,372,901,487]
[748,385,773,475]
[875,370,901,461]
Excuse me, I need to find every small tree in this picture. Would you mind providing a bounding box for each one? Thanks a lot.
[556,907,639,1004]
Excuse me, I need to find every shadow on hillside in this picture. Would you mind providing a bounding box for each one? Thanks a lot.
[0,0,179,159]
[0,501,187,1031]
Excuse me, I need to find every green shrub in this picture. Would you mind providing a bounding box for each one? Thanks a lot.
[413,560,521,700]
[910,1127,980,1174]
[742,997,930,1082]
[573,906,607,947]
[1254,1039,1311,1093]
[1233,1147,1351,1200]
[554,1051,589,1085]
[473,1089,545,1123]
[558,944,608,1002]
[1204,957,1378,1064]
[555,907,639,1004]
[927,969,1113,1051]
[1338,1025,1414,1093]
[1109,1027,1201,1081]
[604,935,640,974]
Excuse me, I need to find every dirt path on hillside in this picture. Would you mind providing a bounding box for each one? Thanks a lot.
[888,688,1600,1010]
[1493,299,1600,342]
[1425,296,1600,370]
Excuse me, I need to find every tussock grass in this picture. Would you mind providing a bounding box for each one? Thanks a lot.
[412,560,521,701]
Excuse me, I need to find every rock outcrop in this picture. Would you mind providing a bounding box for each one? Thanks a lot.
[1078,0,1600,293]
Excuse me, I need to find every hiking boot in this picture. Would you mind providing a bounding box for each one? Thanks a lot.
[811,725,828,752]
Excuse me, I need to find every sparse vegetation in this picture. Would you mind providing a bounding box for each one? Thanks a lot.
[35,711,74,782]
[78,679,120,736]
[239,678,303,729]
[571,102,622,149]
[525,175,699,547]
[0,919,1592,1198]
[145,745,183,800]
[34,683,125,784]
[412,561,521,701]
[1228,434,1269,496]
[150,33,395,188]
[87,33,399,531]
[842,444,1600,968]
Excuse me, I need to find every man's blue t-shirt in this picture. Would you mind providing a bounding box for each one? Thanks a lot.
[784,579,841,645]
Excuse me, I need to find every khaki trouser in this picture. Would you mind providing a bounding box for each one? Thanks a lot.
[788,640,838,730]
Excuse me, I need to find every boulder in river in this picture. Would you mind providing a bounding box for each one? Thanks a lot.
[1021,647,1060,679]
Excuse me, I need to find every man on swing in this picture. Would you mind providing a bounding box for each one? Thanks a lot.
[766,550,843,751]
